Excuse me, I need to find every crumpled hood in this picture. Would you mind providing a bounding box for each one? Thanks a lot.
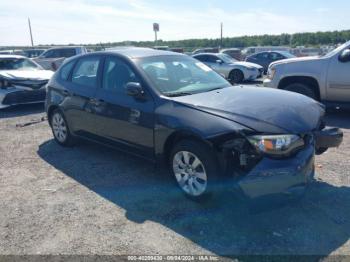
[172,85,325,134]
[0,69,54,81]
[232,61,263,69]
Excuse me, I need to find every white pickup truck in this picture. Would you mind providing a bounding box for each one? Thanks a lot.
[33,46,87,71]
[264,41,350,109]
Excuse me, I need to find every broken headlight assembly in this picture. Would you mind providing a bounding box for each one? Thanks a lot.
[247,134,305,157]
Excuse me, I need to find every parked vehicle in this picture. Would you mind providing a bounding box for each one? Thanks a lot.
[242,46,291,59]
[153,46,170,51]
[264,40,350,109]
[0,55,53,109]
[220,48,242,61]
[22,49,46,58]
[193,53,263,83]
[33,46,87,71]
[0,49,25,56]
[46,48,342,201]
[192,48,219,55]
[291,47,322,57]
[246,51,296,73]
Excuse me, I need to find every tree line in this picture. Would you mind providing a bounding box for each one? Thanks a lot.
[86,29,350,51]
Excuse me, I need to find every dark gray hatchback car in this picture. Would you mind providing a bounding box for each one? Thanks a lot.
[45,48,342,202]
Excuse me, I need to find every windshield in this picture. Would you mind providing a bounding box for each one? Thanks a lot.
[217,53,238,63]
[0,58,41,70]
[322,41,350,58]
[136,55,230,96]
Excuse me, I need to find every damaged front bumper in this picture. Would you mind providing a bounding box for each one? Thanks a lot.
[0,85,47,109]
[236,144,315,200]
[231,127,343,201]
[315,127,343,153]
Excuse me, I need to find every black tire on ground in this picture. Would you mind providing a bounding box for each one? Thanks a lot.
[169,139,221,201]
[229,69,244,84]
[50,109,76,147]
[284,83,318,100]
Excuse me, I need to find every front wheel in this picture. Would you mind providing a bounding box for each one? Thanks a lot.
[284,83,318,100]
[170,140,220,201]
[229,69,244,84]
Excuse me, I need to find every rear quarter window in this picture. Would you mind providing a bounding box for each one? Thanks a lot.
[71,57,100,88]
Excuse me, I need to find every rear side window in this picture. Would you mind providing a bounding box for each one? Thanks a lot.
[59,60,76,80]
[58,49,76,58]
[256,53,269,59]
[195,55,207,62]
[102,57,138,93]
[71,57,100,87]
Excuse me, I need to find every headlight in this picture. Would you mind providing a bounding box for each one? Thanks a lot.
[267,67,276,80]
[246,67,256,71]
[247,134,304,156]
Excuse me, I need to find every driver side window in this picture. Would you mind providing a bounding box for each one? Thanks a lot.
[102,57,139,93]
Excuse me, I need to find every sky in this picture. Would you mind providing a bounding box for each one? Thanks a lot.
[1,0,350,46]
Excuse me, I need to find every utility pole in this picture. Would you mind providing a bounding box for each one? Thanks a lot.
[220,22,223,50]
[28,18,34,46]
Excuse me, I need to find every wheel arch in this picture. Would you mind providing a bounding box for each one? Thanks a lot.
[162,130,212,164]
[278,76,321,101]
[47,105,59,126]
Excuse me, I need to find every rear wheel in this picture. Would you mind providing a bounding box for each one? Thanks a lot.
[284,83,318,100]
[229,69,244,84]
[50,109,75,147]
[170,140,220,201]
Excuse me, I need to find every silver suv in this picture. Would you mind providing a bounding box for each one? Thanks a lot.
[264,41,350,109]
[33,46,87,71]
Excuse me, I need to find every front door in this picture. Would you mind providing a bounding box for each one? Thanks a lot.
[92,56,155,158]
[327,48,350,102]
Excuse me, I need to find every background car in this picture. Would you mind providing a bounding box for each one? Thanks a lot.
[246,51,296,73]
[45,48,341,201]
[33,46,87,71]
[22,49,46,58]
[193,53,263,83]
[220,48,242,61]
[192,47,219,55]
[0,55,53,109]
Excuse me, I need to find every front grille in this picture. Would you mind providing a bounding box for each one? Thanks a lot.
[2,89,46,105]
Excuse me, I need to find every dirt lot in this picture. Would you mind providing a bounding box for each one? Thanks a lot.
[0,102,349,259]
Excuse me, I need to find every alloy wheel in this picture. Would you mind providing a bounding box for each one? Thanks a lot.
[172,151,207,196]
[51,112,68,143]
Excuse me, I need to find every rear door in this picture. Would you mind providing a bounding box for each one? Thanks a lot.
[92,56,155,158]
[327,49,350,102]
[63,55,103,137]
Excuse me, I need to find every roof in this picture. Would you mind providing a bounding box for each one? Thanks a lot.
[103,47,183,59]
[0,54,26,59]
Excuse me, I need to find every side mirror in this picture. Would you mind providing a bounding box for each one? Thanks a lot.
[125,82,145,98]
[339,49,350,63]
[216,60,223,64]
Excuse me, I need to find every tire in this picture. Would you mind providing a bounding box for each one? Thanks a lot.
[229,69,244,84]
[284,83,318,100]
[169,139,221,201]
[50,109,75,147]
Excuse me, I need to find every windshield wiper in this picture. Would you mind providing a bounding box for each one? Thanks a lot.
[207,86,226,92]
[164,92,193,97]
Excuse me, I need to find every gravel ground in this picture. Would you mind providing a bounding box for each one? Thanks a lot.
[0,103,349,259]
